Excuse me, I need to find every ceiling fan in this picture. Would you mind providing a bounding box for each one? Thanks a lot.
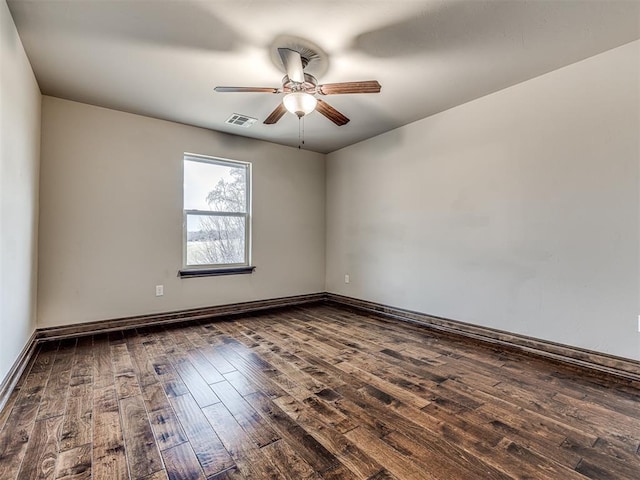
[214,47,381,126]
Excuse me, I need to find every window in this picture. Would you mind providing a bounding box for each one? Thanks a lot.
[181,154,252,276]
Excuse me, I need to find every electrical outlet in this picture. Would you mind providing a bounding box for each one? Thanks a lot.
[344,274,350,284]
[155,285,164,297]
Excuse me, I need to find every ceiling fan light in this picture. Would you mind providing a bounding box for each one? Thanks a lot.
[283,92,317,117]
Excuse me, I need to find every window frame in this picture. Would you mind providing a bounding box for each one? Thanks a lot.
[181,153,252,276]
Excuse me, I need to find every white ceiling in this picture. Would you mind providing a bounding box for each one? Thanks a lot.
[7,0,640,154]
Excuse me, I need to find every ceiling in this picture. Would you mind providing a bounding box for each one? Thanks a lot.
[7,0,640,154]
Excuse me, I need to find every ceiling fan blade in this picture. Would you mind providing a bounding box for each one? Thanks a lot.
[214,86,279,93]
[263,103,287,125]
[278,48,305,83]
[316,99,350,126]
[317,80,381,95]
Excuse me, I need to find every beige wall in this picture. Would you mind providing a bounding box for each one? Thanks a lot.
[0,0,41,383]
[38,97,325,327]
[326,41,640,360]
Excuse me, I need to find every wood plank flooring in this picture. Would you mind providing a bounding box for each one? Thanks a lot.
[1,304,639,479]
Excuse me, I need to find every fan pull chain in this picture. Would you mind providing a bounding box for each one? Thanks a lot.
[297,116,307,149]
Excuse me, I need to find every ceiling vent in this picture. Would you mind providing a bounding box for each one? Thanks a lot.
[225,114,257,128]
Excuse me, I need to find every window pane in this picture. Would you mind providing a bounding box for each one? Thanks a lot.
[184,160,246,212]
[186,214,245,265]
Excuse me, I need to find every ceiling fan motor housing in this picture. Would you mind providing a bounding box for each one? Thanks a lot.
[282,73,318,93]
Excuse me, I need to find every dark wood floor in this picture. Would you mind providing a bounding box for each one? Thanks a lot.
[1,304,639,479]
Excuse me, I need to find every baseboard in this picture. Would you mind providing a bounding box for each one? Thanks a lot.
[0,330,37,412]
[326,293,640,383]
[4,291,639,416]
[36,292,326,341]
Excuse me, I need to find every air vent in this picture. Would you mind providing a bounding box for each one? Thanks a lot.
[225,114,257,128]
